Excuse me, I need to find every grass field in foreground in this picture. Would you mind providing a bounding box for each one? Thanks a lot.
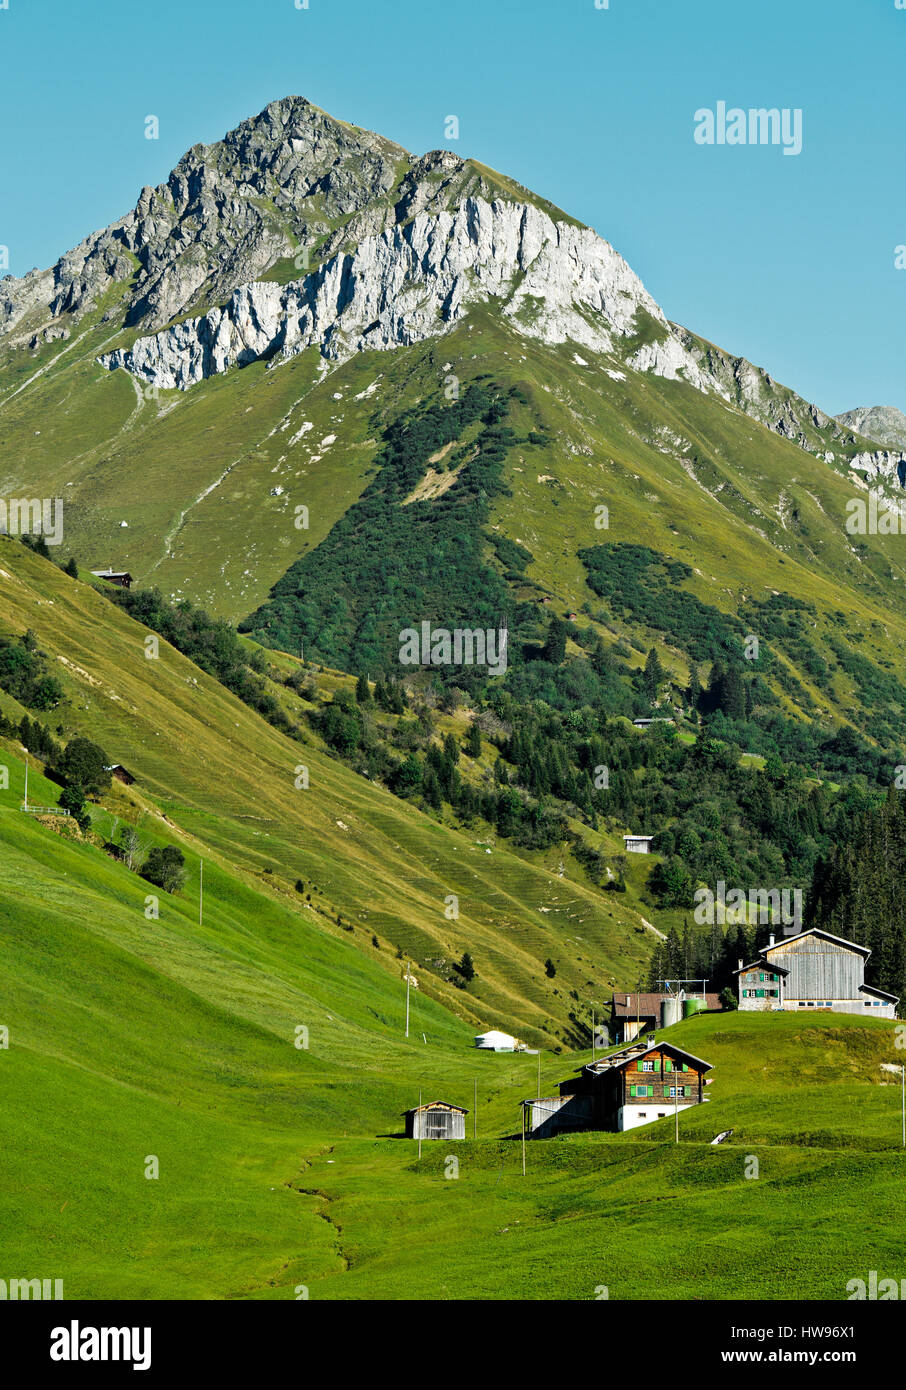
[1,791,902,1305]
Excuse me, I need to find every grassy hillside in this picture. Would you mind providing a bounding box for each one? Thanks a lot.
[5,300,906,752]
[1,795,901,1306]
[0,540,654,1047]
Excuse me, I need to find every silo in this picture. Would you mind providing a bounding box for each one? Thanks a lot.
[660,997,682,1028]
[682,996,705,1018]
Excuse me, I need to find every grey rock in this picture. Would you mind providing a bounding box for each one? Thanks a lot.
[99,197,713,393]
[836,405,906,450]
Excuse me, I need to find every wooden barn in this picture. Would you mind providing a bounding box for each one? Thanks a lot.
[525,1040,713,1135]
[91,568,133,589]
[105,764,136,786]
[404,1102,468,1141]
[735,927,899,1017]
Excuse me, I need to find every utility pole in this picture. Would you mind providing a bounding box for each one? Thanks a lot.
[674,1060,680,1144]
[418,1088,422,1160]
[23,753,28,812]
[405,962,411,1039]
[521,1103,526,1176]
[537,1049,542,1099]
[902,1064,905,1149]
[592,1008,596,1062]
[199,859,204,927]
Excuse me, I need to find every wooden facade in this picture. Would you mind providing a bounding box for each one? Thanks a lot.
[404,1102,468,1141]
[91,569,133,589]
[525,1040,713,1136]
[736,928,898,1017]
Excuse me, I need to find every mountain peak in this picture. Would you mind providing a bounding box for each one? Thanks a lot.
[836,405,906,450]
[0,94,411,341]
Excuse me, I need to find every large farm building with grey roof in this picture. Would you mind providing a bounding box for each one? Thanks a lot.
[733,928,900,1017]
[735,927,898,1016]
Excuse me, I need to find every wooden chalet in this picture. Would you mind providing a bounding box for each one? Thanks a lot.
[735,927,899,1017]
[525,1040,713,1136]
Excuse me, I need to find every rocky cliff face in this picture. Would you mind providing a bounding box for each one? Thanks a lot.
[836,405,906,450]
[98,196,713,391]
[848,448,906,488]
[3,98,549,346]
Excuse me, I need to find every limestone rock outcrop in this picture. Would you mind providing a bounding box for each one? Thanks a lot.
[98,197,713,392]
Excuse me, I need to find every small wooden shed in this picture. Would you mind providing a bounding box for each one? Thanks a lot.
[404,1102,468,1141]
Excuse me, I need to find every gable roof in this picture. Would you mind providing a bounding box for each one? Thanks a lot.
[403,1101,469,1116]
[768,927,870,958]
[733,959,790,977]
[735,928,871,973]
[585,1039,713,1076]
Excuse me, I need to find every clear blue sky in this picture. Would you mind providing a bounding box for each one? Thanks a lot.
[1,0,903,415]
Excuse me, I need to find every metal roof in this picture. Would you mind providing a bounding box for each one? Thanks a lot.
[611,991,721,1017]
[403,1101,469,1115]
[584,1038,713,1075]
[766,927,871,959]
[860,984,900,1003]
[734,928,872,975]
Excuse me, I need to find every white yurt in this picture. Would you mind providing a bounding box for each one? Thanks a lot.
[474,1029,518,1052]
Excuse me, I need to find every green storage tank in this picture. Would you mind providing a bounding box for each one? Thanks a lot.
[682,997,705,1018]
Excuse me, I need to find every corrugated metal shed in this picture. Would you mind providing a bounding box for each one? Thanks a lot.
[403,1102,468,1141]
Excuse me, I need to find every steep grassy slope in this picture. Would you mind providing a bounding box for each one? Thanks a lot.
[0,751,518,1298]
[0,541,653,1046]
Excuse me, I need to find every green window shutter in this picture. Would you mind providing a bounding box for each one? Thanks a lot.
[637,1061,644,1072]
[647,1086,654,1097]
[629,1085,636,1098]
[664,1059,672,1072]
[682,1064,689,1072]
